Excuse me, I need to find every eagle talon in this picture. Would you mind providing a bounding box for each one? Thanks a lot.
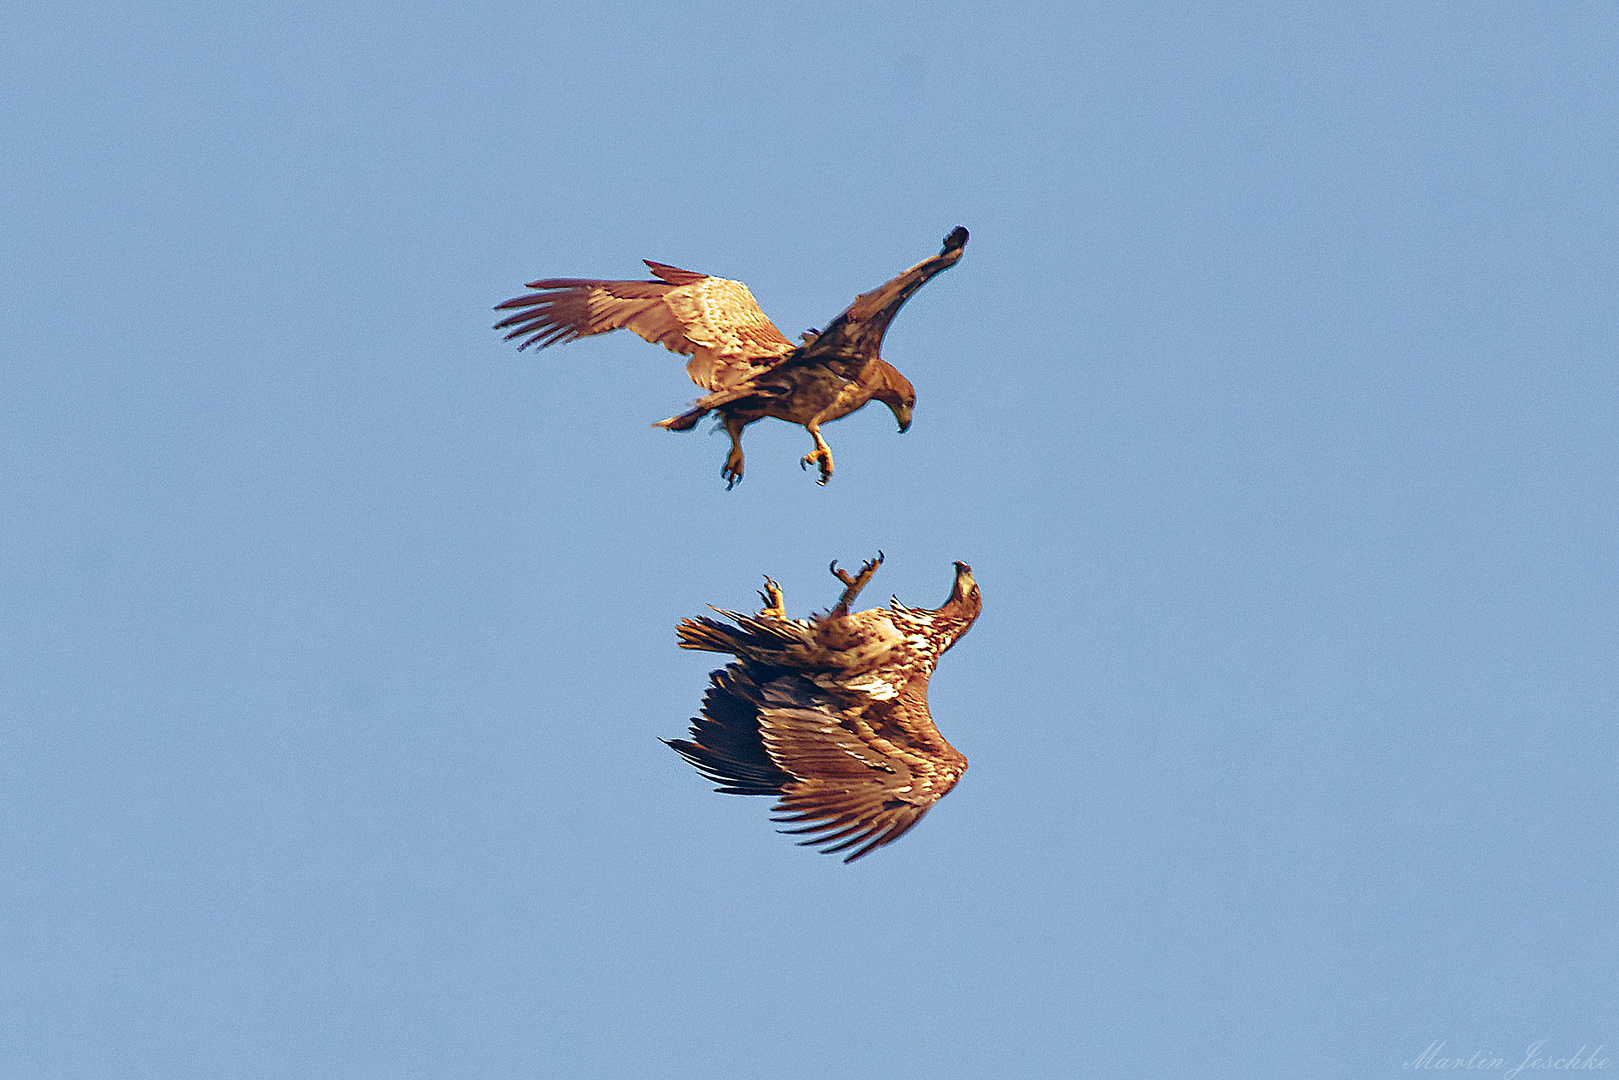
[722,451,745,489]
[829,552,885,614]
[800,447,834,485]
[757,576,786,619]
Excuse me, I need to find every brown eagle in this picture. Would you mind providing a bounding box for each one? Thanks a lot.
[493,227,968,487]
[666,555,981,862]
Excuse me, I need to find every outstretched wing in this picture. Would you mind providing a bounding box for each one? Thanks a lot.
[761,682,968,862]
[668,665,966,863]
[493,261,794,390]
[799,226,969,367]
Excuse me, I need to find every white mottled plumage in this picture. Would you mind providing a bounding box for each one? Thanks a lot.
[666,556,982,863]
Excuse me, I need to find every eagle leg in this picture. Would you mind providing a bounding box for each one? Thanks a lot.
[828,552,884,615]
[757,576,786,619]
[721,417,747,490]
[799,424,835,486]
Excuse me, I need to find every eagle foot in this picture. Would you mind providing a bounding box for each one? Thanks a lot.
[799,445,834,486]
[829,552,884,614]
[757,576,786,619]
[722,449,745,490]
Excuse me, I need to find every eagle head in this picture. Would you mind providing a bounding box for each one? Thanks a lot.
[871,362,916,433]
[950,562,978,603]
[933,561,981,652]
[884,397,914,433]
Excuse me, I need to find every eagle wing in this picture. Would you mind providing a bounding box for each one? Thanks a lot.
[667,657,967,863]
[493,261,794,391]
[761,679,968,862]
[794,226,969,371]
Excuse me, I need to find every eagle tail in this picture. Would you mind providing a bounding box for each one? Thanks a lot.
[656,376,769,431]
[676,615,750,654]
[677,611,811,657]
[654,407,707,431]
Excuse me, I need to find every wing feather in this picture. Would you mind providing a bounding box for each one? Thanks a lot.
[795,226,968,368]
[494,263,793,390]
[669,644,966,863]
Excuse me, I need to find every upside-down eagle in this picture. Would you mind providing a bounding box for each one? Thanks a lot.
[493,228,968,487]
[666,555,981,862]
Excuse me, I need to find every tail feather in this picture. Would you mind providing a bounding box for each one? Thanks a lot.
[655,407,707,431]
[676,612,813,656]
[676,615,751,654]
[656,376,771,431]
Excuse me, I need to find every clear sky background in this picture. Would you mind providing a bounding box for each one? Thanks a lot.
[3,2,1616,1077]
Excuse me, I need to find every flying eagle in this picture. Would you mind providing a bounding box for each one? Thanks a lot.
[666,555,981,862]
[493,227,968,487]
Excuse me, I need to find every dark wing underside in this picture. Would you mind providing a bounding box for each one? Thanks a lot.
[666,664,794,796]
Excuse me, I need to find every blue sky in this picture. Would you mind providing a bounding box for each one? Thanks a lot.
[3,2,1616,1077]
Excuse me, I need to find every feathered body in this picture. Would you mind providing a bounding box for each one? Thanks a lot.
[667,556,981,862]
[494,228,968,486]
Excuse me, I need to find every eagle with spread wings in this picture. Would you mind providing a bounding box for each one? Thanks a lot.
[493,228,968,487]
[666,555,981,862]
